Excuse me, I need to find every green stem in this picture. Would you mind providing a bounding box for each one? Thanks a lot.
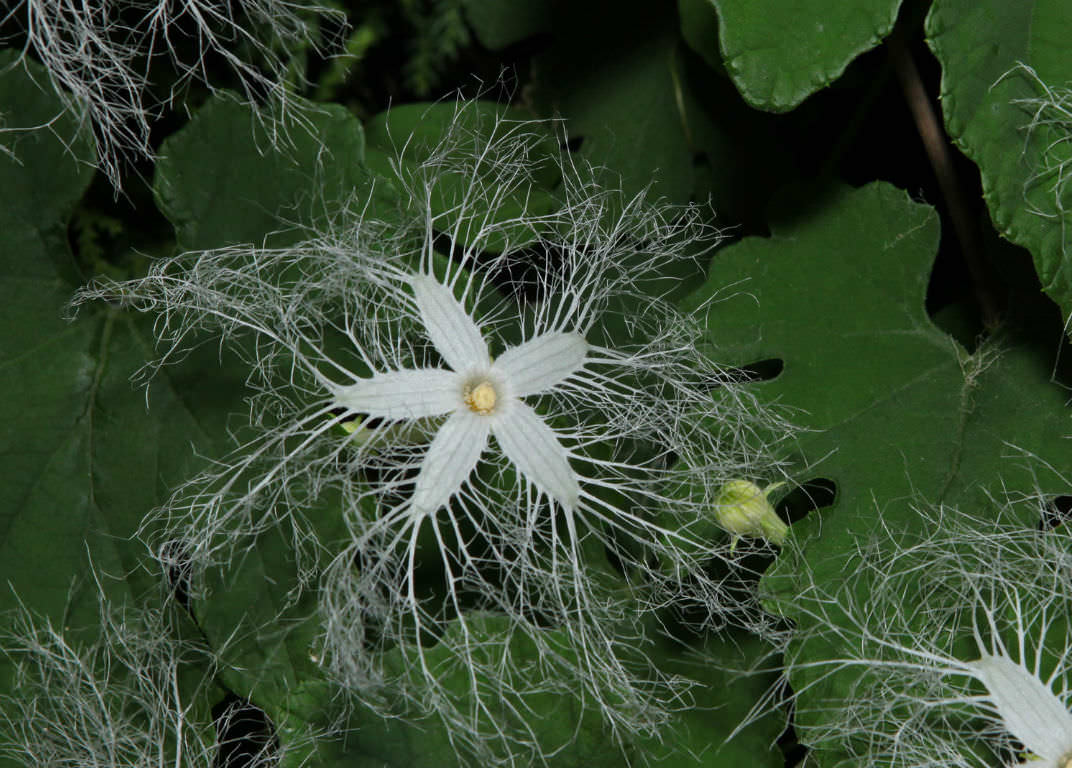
[888,28,1001,330]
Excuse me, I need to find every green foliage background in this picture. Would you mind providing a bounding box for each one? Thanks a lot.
[1,0,1070,766]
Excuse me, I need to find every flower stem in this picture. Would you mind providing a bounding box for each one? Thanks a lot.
[888,26,1001,331]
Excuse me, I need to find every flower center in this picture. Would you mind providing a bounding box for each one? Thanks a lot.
[464,380,497,414]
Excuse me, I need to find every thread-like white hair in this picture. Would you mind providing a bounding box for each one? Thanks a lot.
[0,581,324,768]
[998,63,1072,278]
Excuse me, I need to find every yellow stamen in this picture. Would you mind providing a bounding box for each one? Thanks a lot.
[465,381,497,414]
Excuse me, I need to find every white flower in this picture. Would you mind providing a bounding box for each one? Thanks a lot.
[331,273,587,519]
[6,0,342,187]
[76,103,797,762]
[754,499,1072,768]
[0,583,320,768]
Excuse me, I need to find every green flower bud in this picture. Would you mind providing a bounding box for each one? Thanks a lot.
[714,480,788,550]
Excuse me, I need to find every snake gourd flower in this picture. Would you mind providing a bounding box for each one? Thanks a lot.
[75,102,798,761]
[331,273,587,519]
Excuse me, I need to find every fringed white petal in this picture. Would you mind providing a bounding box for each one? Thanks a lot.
[411,409,490,515]
[333,369,461,419]
[491,401,579,509]
[411,274,490,372]
[494,331,588,397]
[969,653,1072,761]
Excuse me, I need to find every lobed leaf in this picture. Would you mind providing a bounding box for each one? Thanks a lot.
[0,51,246,766]
[155,95,367,252]
[926,0,1072,330]
[697,0,901,112]
[683,181,1072,763]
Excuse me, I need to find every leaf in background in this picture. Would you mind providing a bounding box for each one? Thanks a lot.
[461,0,550,50]
[0,52,106,628]
[0,51,246,765]
[678,0,725,74]
[531,0,792,235]
[682,181,1072,765]
[926,0,1072,329]
[204,528,785,768]
[155,95,367,252]
[363,100,560,252]
[699,0,901,112]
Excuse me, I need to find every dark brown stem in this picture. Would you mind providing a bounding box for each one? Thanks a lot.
[888,28,1001,330]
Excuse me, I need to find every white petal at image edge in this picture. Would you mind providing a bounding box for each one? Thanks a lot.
[969,653,1072,762]
[411,274,490,372]
[494,332,588,397]
[411,409,491,515]
[332,368,461,419]
[492,401,579,509]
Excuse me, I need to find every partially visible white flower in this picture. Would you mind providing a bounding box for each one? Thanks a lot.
[75,103,797,760]
[0,583,307,768]
[3,0,343,187]
[752,497,1072,768]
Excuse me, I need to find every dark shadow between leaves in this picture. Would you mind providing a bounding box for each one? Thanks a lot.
[776,704,809,768]
[777,478,836,526]
[1038,495,1072,531]
[213,695,278,768]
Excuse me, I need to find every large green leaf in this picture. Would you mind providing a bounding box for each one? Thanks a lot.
[0,51,99,627]
[0,53,212,629]
[531,0,792,232]
[155,96,367,252]
[461,0,549,50]
[198,524,784,768]
[684,182,1069,518]
[0,52,245,767]
[682,181,1071,765]
[700,0,901,112]
[926,0,1072,328]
